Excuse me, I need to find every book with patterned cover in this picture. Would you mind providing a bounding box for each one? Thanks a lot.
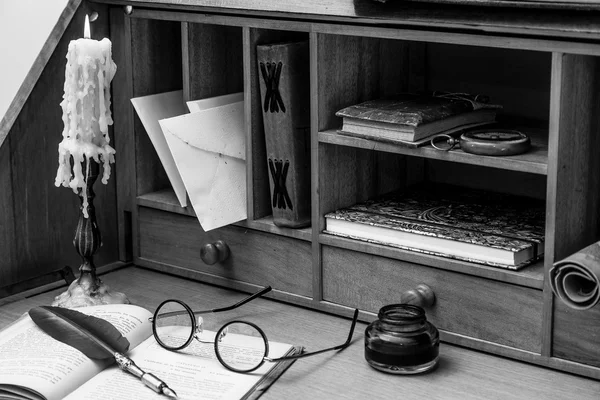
[324,184,545,270]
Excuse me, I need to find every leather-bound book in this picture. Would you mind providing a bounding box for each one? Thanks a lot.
[336,92,500,145]
[257,41,311,228]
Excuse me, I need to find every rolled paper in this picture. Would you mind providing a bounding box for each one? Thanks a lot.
[550,241,600,310]
[55,35,117,218]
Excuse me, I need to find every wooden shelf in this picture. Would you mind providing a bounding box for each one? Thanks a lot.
[319,128,548,175]
[137,189,312,241]
[319,233,545,290]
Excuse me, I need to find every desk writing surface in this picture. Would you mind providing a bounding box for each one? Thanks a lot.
[1,266,599,400]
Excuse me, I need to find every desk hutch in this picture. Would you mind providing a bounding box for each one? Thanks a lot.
[90,0,600,380]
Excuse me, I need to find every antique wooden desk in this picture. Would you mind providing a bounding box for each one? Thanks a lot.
[1,266,600,400]
[3,0,600,395]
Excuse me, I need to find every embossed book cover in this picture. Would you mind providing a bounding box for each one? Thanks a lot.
[324,184,545,269]
[257,41,311,228]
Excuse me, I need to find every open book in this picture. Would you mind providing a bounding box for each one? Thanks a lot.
[0,304,299,400]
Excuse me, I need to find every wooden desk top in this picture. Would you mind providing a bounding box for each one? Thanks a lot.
[1,266,599,399]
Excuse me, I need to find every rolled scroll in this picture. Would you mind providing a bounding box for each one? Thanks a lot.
[550,241,600,310]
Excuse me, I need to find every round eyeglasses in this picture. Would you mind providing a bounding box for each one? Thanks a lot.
[151,286,359,373]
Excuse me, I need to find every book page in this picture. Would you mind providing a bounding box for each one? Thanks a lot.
[0,304,153,400]
[64,327,295,400]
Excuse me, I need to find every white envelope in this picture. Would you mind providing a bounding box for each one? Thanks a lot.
[131,90,188,207]
[159,94,246,231]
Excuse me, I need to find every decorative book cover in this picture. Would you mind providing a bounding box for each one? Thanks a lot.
[335,92,501,142]
[257,41,311,228]
[324,184,545,270]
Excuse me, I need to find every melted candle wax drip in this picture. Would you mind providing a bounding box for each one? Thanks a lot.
[54,16,117,218]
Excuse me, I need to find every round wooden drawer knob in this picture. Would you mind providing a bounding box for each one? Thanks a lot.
[200,240,230,265]
[400,284,436,308]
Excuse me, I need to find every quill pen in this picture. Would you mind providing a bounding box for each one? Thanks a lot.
[28,306,178,399]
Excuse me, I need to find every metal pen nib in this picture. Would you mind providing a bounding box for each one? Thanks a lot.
[161,386,178,399]
[115,353,178,398]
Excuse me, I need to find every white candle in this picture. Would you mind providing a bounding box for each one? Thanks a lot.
[55,14,117,218]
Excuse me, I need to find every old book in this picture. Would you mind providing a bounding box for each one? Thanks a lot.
[257,41,311,228]
[324,184,545,270]
[0,304,298,400]
[335,92,500,143]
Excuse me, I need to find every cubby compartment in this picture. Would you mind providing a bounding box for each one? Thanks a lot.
[245,28,312,238]
[316,35,552,174]
[315,34,552,281]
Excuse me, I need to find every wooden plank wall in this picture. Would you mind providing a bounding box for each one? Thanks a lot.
[0,2,119,291]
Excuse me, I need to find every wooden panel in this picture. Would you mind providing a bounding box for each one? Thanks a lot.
[110,8,135,261]
[0,141,16,283]
[89,0,600,41]
[138,207,313,296]
[323,246,544,352]
[317,34,382,132]
[130,18,183,196]
[548,53,600,363]
[553,302,600,367]
[186,24,243,100]
[246,28,308,220]
[4,3,119,287]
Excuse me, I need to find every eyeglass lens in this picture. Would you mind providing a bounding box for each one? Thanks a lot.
[154,300,195,350]
[214,322,268,372]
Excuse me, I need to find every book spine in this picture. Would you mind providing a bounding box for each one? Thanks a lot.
[257,41,311,228]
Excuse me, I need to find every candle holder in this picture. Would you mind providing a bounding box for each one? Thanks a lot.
[52,158,128,308]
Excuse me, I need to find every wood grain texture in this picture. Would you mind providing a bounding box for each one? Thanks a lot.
[89,0,600,41]
[0,141,16,282]
[0,0,82,149]
[3,267,600,399]
[3,3,119,289]
[186,23,243,100]
[547,53,600,363]
[553,301,600,367]
[137,207,313,296]
[323,246,543,352]
[110,8,135,262]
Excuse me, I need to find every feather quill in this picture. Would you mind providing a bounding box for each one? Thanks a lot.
[28,306,130,359]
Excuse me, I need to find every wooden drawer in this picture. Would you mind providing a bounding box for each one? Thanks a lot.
[322,246,543,353]
[553,302,600,367]
[138,207,313,297]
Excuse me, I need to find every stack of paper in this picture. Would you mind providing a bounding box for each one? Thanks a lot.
[131,91,246,231]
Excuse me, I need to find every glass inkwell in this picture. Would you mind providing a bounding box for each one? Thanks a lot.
[365,284,439,374]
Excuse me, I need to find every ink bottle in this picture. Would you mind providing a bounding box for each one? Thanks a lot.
[364,304,439,374]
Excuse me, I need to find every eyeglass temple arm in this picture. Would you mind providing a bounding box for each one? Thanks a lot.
[192,286,272,315]
[266,309,359,362]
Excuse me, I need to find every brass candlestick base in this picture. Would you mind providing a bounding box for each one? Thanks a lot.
[52,159,128,308]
